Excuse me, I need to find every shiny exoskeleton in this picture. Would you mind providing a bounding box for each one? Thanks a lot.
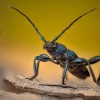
[7,6,100,85]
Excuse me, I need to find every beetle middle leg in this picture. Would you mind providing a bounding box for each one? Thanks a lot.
[26,54,56,80]
[62,62,69,85]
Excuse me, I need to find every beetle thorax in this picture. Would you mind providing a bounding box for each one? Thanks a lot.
[43,41,58,53]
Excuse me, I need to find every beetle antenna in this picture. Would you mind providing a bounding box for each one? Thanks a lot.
[6,6,47,43]
[52,8,97,42]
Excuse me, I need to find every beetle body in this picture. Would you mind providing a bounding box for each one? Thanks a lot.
[44,41,90,80]
[7,6,100,85]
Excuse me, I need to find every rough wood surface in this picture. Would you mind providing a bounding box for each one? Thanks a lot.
[0,90,84,100]
[5,74,100,100]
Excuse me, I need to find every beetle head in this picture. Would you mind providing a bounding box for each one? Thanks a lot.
[43,41,58,53]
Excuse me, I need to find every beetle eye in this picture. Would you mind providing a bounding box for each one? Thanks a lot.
[53,42,57,48]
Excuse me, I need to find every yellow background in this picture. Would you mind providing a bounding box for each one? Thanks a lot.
[0,0,100,85]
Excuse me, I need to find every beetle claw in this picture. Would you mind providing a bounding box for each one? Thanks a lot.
[26,75,37,80]
[26,77,33,80]
[62,82,66,85]
[62,79,66,85]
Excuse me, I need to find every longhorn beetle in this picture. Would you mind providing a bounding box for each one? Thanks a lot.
[7,6,100,85]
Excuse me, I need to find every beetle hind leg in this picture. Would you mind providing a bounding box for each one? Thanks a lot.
[89,56,100,64]
[89,56,100,84]
[69,58,100,86]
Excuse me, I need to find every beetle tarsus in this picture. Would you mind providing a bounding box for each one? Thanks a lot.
[26,75,37,80]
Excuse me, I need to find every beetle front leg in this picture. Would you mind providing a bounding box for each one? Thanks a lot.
[26,60,40,80]
[26,54,56,80]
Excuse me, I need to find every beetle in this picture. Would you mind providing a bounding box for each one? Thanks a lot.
[7,6,100,85]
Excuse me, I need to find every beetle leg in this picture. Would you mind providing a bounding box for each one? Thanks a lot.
[70,58,100,85]
[76,56,100,70]
[26,54,56,80]
[86,60,100,85]
[86,60,96,82]
[26,60,40,80]
[89,56,100,64]
[69,58,87,64]
[88,56,100,83]
[62,62,68,85]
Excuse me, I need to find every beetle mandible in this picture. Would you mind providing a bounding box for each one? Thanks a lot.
[7,6,100,85]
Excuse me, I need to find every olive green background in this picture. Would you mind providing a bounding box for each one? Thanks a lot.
[0,0,100,85]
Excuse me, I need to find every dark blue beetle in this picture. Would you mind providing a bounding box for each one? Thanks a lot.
[7,6,100,85]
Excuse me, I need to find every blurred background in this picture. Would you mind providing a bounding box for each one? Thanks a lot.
[0,0,100,92]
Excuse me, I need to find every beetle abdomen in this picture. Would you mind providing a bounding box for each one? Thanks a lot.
[68,63,90,79]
